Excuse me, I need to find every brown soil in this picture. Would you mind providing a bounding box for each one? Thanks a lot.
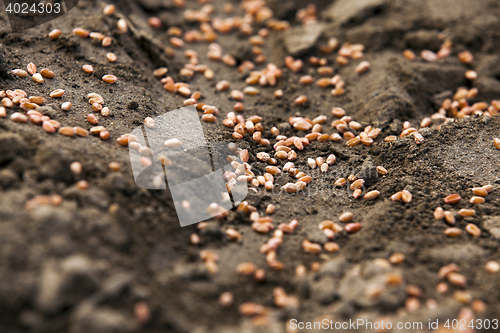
[1,0,500,332]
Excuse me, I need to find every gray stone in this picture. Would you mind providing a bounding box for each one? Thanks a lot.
[419,243,486,264]
[322,0,386,25]
[304,227,328,245]
[319,257,348,279]
[483,216,500,239]
[284,24,324,56]
[70,302,137,333]
[36,255,99,313]
[311,277,338,304]
[0,133,27,164]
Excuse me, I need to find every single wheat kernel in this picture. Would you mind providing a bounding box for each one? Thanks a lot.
[82,65,94,74]
[444,228,461,237]
[294,95,307,106]
[49,29,62,39]
[350,179,364,190]
[103,4,115,15]
[87,114,98,125]
[59,127,76,137]
[100,37,112,47]
[40,68,55,78]
[434,207,445,219]
[302,239,322,254]
[402,190,412,203]
[444,194,461,204]
[335,178,346,187]
[107,53,117,62]
[226,228,242,241]
[436,283,448,294]
[444,211,455,225]
[421,50,438,62]
[102,74,118,84]
[403,49,416,60]
[448,272,467,287]
[389,252,405,265]
[458,50,473,64]
[347,137,361,147]
[73,28,90,38]
[465,223,481,237]
[61,102,72,111]
[345,223,361,233]
[458,209,475,217]
[339,212,353,223]
[117,19,128,33]
[32,73,44,83]
[482,184,494,193]
[485,261,500,273]
[11,69,28,77]
[364,190,380,200]
[100,107,110,117]
[495,138,500,149]
[355,61,370,74]
[469,196,485,204]
[472,187,488,197]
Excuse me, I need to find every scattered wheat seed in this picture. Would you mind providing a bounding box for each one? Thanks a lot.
[403,49,416,60]
[444,228,461,237]
[226,228,242,241]
[444,194,461,204]
[335,178,346,187]
[389,252,405,265]
[102,37,112,47]
[434,207,445,219]
[32,73,44,84]
[355,61,370,74]
[448,272,467,287]
[107,53,117,62]
[58,127,76,137]
[458,50,473,64]
[444,211,455,225]
[402,190,412,203]
[302,239,322,254]
[109,162,120,172]
[164,138,182,147]
[102,74,118,84]
[61,102,72,111]
[421,50,438,62]
[364,190,380,200]
[11,69,28,77]
[465,70,477,80]
[101,107,110,117]
[324,242,340,253]
[219,292,233,307]
[339,212,353,223]
[87,114,98,125]
[345,223,361,233]
[465,223,481,237]
[48,29,62,39]
[117,19,128,33]
[485,261,500,273]
[469,196,484,204]
[494,138,500,149]
[40,68,55,78]
[458,209,475,217]
[10,112,28,123]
